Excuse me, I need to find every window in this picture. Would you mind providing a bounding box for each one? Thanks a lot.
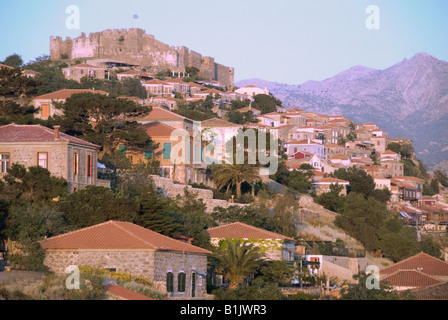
[38,152,48,168]
[73,153,79,174]
[41,104,50,118]
[87,155,92,177]
[166,272,174,293]
[178,272,186,293]
[1,153,9,173]
[163,143,171,159]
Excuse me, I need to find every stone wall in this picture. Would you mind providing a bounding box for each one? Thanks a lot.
[150,175,248,212]
[44,249,157,279]
[0,141,98,193]
[154,251,208,298]
[50,28,234,88]
[43,249,209,299]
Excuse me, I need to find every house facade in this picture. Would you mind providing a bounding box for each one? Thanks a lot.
[207,222,296,261]
[33,89,109,119]
[40,220,211,299]
[62,63,107,82]
[0,124,103,192]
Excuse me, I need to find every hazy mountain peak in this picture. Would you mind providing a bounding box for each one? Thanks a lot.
[236,53,448,170]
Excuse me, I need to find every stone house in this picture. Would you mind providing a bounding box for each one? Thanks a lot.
[324,143,345,162]
[0,124,105,192]
[329,153,351,167]
[312,177,350,196]
[62,63,107,83]
[380,159,404,178]
[207,222,296,261]
[40,220,211,299]
[391,175,424,201]
[142,79,175,98]
[318,123,350,145]
[33,89,109,119]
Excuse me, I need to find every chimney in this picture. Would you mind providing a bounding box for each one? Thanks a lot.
[173,235,193,244]
[53,125,60,140]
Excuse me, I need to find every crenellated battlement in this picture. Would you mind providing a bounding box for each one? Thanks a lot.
[50,28,234,87]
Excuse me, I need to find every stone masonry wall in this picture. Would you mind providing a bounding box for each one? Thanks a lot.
[150,175,248,212]
[154,251,208,298]
[50,28,234,88]
[44,249,157,280]
[44,249,209,299]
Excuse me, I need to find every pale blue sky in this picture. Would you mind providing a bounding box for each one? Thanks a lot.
[1,0,447,84]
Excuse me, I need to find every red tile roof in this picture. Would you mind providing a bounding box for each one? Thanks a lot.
[330,154,349,160]
[200,118,241,128]
[380,252,448,277]
[40,220,211,254]
[139,121,176,137]
[135,107,191,121]
[143,79,171,85]
[105,285,154,300]
[197,89,225,95]
[0,124,99,148]
[34,89,109,100]
[0,63,14,69]
[380,269,444,288]
[207,222,295,241]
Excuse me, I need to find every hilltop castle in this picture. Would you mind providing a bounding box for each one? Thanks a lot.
[50,28,234,88]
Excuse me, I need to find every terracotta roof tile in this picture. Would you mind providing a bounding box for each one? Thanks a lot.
[105,285,154,300]
[200,118,241,128]
[139,121,176,137]
[380,269,444,288]
[40,220,211,254]
[34,89,109,100]
[207,222,295,241]
[380,252,448,277]
[0,124,99,148]
[135,107,191,121]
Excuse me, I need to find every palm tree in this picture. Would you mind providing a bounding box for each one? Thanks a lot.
[212,240,264,289]
[211,163,260,199]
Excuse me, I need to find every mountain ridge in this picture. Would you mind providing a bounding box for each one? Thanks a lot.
[236,53,448,171]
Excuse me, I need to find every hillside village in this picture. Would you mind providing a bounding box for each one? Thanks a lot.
[1,28,448,301]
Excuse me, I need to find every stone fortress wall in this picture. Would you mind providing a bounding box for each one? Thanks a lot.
[50,28,234,88]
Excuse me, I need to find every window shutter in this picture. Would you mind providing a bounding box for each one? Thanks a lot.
[178,272,186,292]
[166,272,174,293]
[163,143,171,159]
